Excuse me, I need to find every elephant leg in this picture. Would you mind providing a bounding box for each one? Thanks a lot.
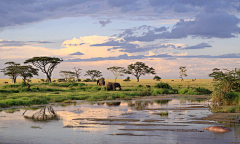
[113,86,116,91]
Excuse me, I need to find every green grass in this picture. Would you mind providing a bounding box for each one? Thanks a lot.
[0,80,214,108]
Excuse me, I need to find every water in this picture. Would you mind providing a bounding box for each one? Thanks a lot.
[0,98,239,144]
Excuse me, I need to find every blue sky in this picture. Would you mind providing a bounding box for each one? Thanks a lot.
[0,0,240,79]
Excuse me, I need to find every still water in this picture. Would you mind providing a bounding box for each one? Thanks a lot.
[0,98,239,144]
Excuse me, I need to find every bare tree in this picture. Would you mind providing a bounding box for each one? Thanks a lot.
[73,67,81,81]
[179,66,187,81]
[107,66,125,82]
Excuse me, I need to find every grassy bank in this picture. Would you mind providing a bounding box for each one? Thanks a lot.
[0,79,213,108]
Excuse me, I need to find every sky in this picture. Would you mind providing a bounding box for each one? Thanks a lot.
[0,0,240,80]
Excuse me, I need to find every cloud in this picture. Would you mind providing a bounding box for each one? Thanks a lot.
[148,0,237,13]
[66,52,240,62]
[180,43,212,50]
[107,0,139,12]
[99,19,111,27]
[119,11,240,42]
[69,52,84,55]
[0,39,54,47]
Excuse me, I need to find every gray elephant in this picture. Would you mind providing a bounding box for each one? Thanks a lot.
[106,82,121,91]
[97,79,105,86]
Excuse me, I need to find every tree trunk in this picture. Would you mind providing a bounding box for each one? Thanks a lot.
[47,75,51,82]
[137,77,139,82]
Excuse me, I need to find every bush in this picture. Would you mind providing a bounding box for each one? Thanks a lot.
[154,82,172,89]
[151,89,169,95]
[58,79,66,82]
[178,88,188,94]
[83,78,91,82]
[123,77,131,81]
[179,87,212,95]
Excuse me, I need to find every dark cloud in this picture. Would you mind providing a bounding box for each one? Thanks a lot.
[0,40,54,47]
[149,0,237,13]
[99,19,111,27]
[180,43,212,50]
[66,52,240,62]
[69,52,84,55]
[0,0,102,28]
[91,39,177,53]
[107,0,139,12]
[119,11,240,42]
[62,43,85,47]
[1,0,239,28]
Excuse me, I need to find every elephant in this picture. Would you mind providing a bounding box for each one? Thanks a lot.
[106,82,121,91]
[97,79,105,86]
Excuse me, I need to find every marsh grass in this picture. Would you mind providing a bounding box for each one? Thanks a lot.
[158,111,169,116]
[211,105,240,113]
[0,79,214,108]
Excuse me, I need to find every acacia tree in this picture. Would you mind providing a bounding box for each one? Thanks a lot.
[0,62,21,83]
[125,62,156,82]
[73,67,82,81]
[209,68,240,105]
[19,65,39,83]
[24,57,63,82]
[107,66,125,82]
[179,66,187,81]
[59,71,75,82]
[84,70,102,81]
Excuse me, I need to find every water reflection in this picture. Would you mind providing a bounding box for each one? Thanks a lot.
[1,98,240,144]
[154,100,172,105]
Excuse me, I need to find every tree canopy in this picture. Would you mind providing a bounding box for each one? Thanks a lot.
[179,66,187,81]
[0,62,21,83]
[107,66,125,82]
[84,70,102,81]
[24,56,63,82]
[125,62,156,82]
[19,65,39,83]
[59,70,76,82]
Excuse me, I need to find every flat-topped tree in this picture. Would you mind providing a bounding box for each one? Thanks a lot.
[19,65,39,83]
[125,62,156,82]
[24,57,63,82]
[107,66,125,82]
[0,62,21,83]
[59,70,75,82]
[84,70,102,81]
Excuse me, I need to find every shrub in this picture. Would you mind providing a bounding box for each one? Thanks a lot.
[178,88,188,94]
[83,78,91,82]
[123,77,131,81]
[154,82,172,89]
[151,88,169,95]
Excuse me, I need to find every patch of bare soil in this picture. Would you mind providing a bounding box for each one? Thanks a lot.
[72,118,140,122]
[109,133,160,136]
[119,128,204,132]
[199,113,240,123]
